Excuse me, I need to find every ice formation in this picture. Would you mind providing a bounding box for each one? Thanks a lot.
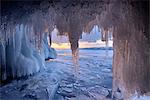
[0,24,57,80]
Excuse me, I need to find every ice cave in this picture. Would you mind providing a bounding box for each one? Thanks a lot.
[0,0,149,100]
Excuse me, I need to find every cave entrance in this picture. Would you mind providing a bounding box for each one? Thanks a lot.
[51,28,70,50]
[78,25,114,90]
[1,1,149,99]
[49,25,114,99]
[50,27,72,63]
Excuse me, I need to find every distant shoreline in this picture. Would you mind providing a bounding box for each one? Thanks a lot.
[55,47,113,50]
[79,47,113,50]
[52,41,113,50]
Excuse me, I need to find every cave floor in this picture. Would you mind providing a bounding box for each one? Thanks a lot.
[0,48,113,100]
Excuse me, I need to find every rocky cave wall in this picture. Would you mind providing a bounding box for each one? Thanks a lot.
[111,1,150,98]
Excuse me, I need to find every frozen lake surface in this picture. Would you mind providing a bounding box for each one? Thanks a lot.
[0,48,113,100]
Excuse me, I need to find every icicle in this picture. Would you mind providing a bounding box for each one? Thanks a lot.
[105,30,109,59]
[12,27,15,78]
[9,25,13,45]
[1,41,7,80]
[13,27,15,51]
[7,27,10,45]
[4,23,8,45]
[31,25,34,44]
[101,28,109,59]
[72,48,80,83]
[48,31,52,46]
[101,28,106,41]
[28,24,32,43]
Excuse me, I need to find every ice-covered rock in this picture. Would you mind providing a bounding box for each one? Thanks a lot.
[113,91,124,100]
[130,92,150,100]
[0,24,57,81]
[88,85,109,97]
[2,25,45,79]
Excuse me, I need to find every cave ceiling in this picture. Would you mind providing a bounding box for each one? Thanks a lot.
[1,0,114,35]
[1,0,149,41]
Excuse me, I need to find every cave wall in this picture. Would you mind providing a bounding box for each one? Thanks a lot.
[111,1,150,98]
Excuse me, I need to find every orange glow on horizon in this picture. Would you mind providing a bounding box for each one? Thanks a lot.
[51,40,113,50]
[51,43,71,49]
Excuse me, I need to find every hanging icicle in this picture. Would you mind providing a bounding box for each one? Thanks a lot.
[72,47,80,83]
[1,41,7,80]
[100,28,110,58]
[101,28,107,41]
